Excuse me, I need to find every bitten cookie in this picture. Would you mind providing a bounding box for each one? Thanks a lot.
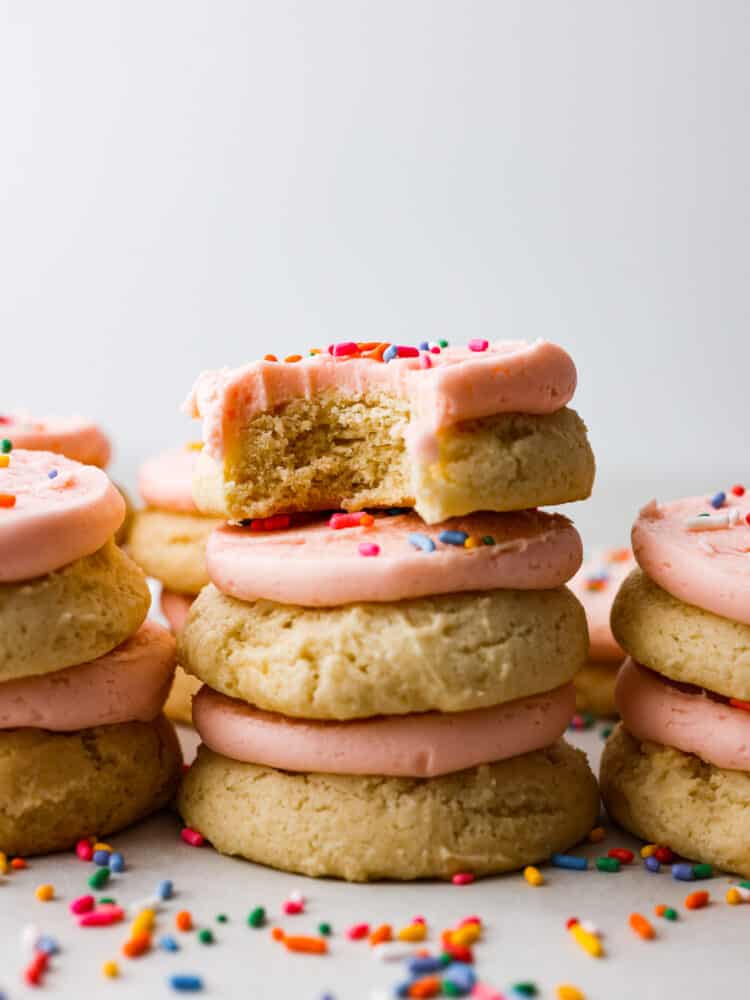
[179,739,599,881]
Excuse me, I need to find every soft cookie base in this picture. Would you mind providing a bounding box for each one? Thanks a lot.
[574,661,619,717]
[178,739,599,881]
[0,715,182,856]
[128,509,221,595]
[164,666,201,725]
[601,723,750,877]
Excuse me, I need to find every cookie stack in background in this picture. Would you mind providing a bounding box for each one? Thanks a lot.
[0,449,182,855]
[128,447,223,724]
[178,338,599,881]
[568,546,635,716]
[602,490,750,876]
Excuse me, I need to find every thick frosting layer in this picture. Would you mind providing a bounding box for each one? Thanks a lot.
[193,682,575,777]
[160,589,194,632]
[633,494,750,625]
[568,547,634,661]
[0,620,175,731]
[207,509,582,606]
[617,657,750,772]
[138,448,200,514]
[0,412,111,468]
[0,450,125,582]
[185,339,577,462]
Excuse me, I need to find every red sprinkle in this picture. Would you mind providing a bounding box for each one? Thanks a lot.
[283,900,304,915]
[332,342,359,357]
[468,339,489,352]
[0,493,16,508]
[70,894,95,915]
[729,697,750,712]
[565,917,580,929]
[11,857,27,869]
[346,922,370,940]
[653,846,675,864]
[24,951,49,986]
[451,872,475,886]
[745,513,750,527]
[419,353,432,369]
[76,839,94,861]
[731,484,745,496]
[250,514,291,531]
[180,827,205,847]
[443,943,473,963]
[397,346,419,358]
[608,848,635,864]
[458,916,481,927]
[78,905,125,927]
[358,542,380,557]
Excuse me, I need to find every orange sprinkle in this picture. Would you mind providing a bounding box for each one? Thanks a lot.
[654,904,667,917]
[359,513,375,527]
[122,931,151,958]
[263,354,279,362]
[11,858,27,870]
[35,884,54,902]
[0,455,9,468]
[284,354,303,363]
[369,923,392,946]
[284,935,327,954]
[357,342,380,351]
[588,826,606,843]
[608,548,632,562]
[271,927,285,942]
[0,494,16,508]
[685,891,710,910]
[175,910,193,932]
[629,913,655,939]
[729,698,750,713]
[362,342,389,362]
[408,976,441,998]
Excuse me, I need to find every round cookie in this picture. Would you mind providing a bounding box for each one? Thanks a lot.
[573,661,619,717]
[0,715,182,856]
[611,568,750,699]
[601,723,750,877]
[179,583,588,720]
[128,509,220,595]
[0,412,111,467]
[0,541,150,682]
[164,668,201,726]
[207,509,582,607]
[179,739,599,881]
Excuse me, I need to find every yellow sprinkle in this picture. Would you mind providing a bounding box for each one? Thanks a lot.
[35,883,54,902]
[557,986,585,1000]
[464,536,478,549]
[0,455,9,468]
[588,826,606,843]
[569,923,603,958]
[397,923,426,942]
[0,852,8,875]
[186,441,203,451]
[130,908,156,936]
[102,960,119,979]
[450,923,481,946]
[726,887,742,905]
[640,844,657,858]
[524,865,544,887]
[93,841,113,852]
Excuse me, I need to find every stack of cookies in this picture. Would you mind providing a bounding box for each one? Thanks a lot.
[178,339,600,881]
[0,449,182,855]
[602,491,750,875]
[129,447,223,724]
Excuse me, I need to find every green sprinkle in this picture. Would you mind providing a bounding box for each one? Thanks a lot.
[511,984,538,997]
[693,863,713,879]
[317,922,332,936]
[247,906,266,928]
[596,857,621,873]
[0,439,11,454]
[439,953,453,967]
[442,983,462,998]
[739,881,750,889]
[438,339,449,348]
[98,897,116,905]
[216,913,228,923]
[482,535,495,546]
[88,867,110,890]
[664,907,678,921]
[601,725,613,740]
[198,928,214,944]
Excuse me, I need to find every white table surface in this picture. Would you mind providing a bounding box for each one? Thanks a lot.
[0,721,743,1000]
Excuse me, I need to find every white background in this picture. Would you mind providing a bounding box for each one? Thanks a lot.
[1,0,749,541]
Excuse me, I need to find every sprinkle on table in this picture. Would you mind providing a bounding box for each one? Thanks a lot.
[685,890,709,910]
[551,853,588,871]
[628,913,655,940]
[180,827,205,847]
[523,865,544,887]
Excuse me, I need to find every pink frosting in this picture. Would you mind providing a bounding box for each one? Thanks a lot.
[138,448,199,513]
[0,412,111,468]
[185,339,577,463]
[633,494,750,624]
[617,657,750,771]
[207,509,582,606]
[568,547,635,661]
[0,450,126,582]
[193,682,575,777]
[0,620,175,731]
[160,589,194,632]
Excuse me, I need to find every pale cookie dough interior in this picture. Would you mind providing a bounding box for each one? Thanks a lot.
[128,509,222,595]
[179,739,599,881]
[611,568,750,699]
[0,541,150,682]
[164,666,201,726]
[573,660,619,717]
[178,583,588,720]
[601,723,750,878]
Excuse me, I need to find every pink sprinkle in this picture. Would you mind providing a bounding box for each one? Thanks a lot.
[452,872,475,886]
[471,984,504,1000]
[329,512,365,530]
[411,916,426,925]
[78,905,125,927]
[419,353,432,369]
[430,346,441,354]
[283,900,304,915]
[468,339,489,352]
[70,894,95,915]
[459,915,482,927]
[75,839,93,861]
[332,341,359,357]
[180,827,205,847]
[396,346,419,358]
[346,922,370,940]
[358,542,380,557]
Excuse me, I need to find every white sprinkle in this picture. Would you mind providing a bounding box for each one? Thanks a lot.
[579,920,603,936]
[288,890,305,904]
[698,539,716,554]
[371,941,421,962]
[685,512,731,531]
[729,507,741,526]
[126,896,162,916]
[736,885,750,901]
[21,922,39,954]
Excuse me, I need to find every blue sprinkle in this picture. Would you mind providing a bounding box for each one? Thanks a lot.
[160,935,180,952]
[36,935,59,955]
[644,856,661,873]
[419,341,430,351]
[551,853,588,871]
[383,345,398,363]
[168,974,203,992]
[394,981,413,998]
[157,878,174,900]
[93,849,111,866]
[108,852,125,873]
[385,507,409,516]
[47,469,58,479]
[408,532,436,553]
[408,956,444,975]
[672,862,695,881]
[710,491,726,509]
[442,962,477,992]
[438,529,469,546]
